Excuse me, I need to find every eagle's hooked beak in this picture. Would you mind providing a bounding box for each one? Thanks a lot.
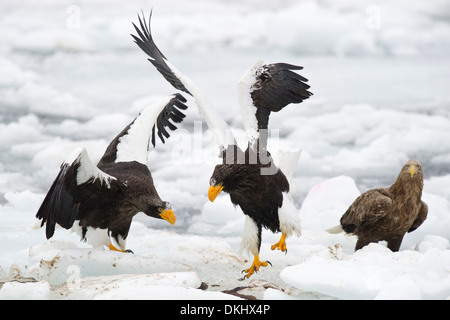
[208,184,224,202]
[160,209,176,226]
[410,165,416,178]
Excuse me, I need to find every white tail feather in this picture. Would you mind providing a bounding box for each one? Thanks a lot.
[274,149,301,196]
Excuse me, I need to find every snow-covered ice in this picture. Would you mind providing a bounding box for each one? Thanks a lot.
[1,0,450,300]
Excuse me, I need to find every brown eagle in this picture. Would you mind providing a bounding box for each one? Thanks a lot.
[131,11,312,278]
[336,160,428,251]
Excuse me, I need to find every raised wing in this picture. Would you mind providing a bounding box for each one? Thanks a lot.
[131,11,236,151]
[36,147,118,239]
[99,94,188,165]
[340,188,393,233]
[237,61,312,148]
[132,10,190,95]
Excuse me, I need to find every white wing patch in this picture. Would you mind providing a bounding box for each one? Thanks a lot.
[115,96,174,164]
[237,60,263,147]
[164,59,236,150]
[64,147,116,188]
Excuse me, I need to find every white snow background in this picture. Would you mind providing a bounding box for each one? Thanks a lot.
[0,0,450,300]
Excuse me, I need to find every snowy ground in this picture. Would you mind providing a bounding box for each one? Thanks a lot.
[1,0,450,300]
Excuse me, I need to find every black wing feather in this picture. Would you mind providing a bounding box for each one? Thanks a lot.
[36,152,118,239]
[131,11,191,96]
[251,63,312,130]
[152,93,188,147]
[36,162,79,238]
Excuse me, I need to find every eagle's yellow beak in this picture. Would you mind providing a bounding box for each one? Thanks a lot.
[160,209,176,226]
[410,165,416,178]
[208,184,223,202]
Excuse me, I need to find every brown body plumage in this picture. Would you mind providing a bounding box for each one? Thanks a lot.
[340,160,428,251]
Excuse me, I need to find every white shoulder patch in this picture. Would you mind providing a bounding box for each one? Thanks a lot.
[65,147,116,188]
[115,96,173,164]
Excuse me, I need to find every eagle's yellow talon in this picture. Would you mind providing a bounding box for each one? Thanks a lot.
[271,233,287,252]
[108,243,134,254]
[242,255,271,279]
[109,243,123,252]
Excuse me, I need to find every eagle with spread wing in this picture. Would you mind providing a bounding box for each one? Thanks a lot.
[36,94,187,252]
[132,11,312,278]
[337,160,428,251]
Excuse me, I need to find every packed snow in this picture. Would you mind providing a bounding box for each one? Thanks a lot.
[1,0,450,300]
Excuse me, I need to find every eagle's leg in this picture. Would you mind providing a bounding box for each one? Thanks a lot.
[387,236,403,252]
[108,243,134,254]
[242,255,271,279]
[355,234,375,251]
[108,233,133,253]
[109,243,125,252]
[271,233,287,253]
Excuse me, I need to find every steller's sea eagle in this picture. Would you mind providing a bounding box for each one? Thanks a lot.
[131,11,312,278]
[330,160,428,251]
[36,94,188,252]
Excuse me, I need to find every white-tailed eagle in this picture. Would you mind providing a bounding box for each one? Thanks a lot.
[336,160,428,251]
